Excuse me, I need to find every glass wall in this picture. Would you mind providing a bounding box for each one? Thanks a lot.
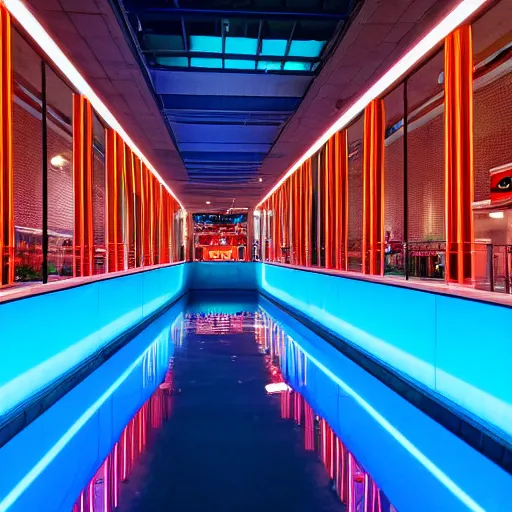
[383,85,405,276]
[253,1,512,294]
[3,20,185,289]
[12,29,43,283]
[318,148,326,267]
[472,0,512,292]
[93,113,106,274]
[311,152,319,266]
[192,213,248,261]
[347,116,364,272]
[406,49,445,279]
[46,67,74,280]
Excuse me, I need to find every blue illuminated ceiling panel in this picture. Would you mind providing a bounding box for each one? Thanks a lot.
[112,0,362,190]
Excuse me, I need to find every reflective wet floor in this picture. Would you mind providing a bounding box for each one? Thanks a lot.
[116,294,343,512]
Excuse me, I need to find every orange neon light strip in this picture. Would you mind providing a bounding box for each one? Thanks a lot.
[324,142,331,269]
[85,99,94,276]
[444,25,474,284]
[106,128,119,272]
[362,100,385,275]
[124,145,135,269]
[72,96,94,277]
[0,5,14,285]
[116,133,127,271]
[72,95,84,278]
[334,132,341,270]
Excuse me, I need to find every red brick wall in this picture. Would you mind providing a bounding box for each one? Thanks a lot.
[93,154,106,246]
[384,136,404,241]
[348,119,363,246]
[13,102,106,243]
[13,103,43,230]
[384,113,446,244]
[407,114,445,241]
[47,128,73,234]
[381,70,512,243]
[13,103,74,234]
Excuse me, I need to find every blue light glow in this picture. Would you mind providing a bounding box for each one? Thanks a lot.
[225,37,258,55]
[190,57,223,69]
[259,304,485,512]
[257,61,282,71]
[156,56,188,67]
[225,59,256,70]
[261,39,287,56]
[189,35,222,53]
[283,61,311,71]
[259,263,512,439]
[288,40,325,58]
[0,346,153,511]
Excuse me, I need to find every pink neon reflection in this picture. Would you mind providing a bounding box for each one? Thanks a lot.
[72,365,173,512]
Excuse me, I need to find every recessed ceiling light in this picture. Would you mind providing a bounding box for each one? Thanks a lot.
[206,201,211,205]
[258,177,263,182]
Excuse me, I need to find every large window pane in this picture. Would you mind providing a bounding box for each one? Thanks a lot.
[46,67,74,280]
[406,50,445,279]
[12,30,43,283]
[347,116,364,272]
[93,113,106,274]
[318,148,326,267]
[384,84,405,276]
[472,0,512,292]
[311,152,319,266]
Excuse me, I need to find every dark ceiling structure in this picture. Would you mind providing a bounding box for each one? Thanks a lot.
[110,0,362,200]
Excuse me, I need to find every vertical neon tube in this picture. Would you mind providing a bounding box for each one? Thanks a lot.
[113,443,119,508]
[88,481,94,512]
[104,456,109,512]
[122,429,128,481]
[0,5,14,286]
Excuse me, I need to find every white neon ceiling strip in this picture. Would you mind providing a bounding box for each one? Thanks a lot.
[256,0,488,207]
[3,0,185,210]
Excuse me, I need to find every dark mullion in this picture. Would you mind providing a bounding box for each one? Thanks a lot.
[282,21,297,70]
[221,18,226,69]
[152,64,314,75]
[128,7,349,21]
[41,61,49,284]
[256,20,263,70]
[142,49,317,62]
[173,0,189,67]
[403,78,409,280]
[186,28,191,67]
[181,19,188,51]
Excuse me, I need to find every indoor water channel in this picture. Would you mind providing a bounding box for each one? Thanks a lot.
[71,292,395,512]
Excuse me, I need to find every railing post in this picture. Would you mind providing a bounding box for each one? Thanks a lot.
[487,244,494,292]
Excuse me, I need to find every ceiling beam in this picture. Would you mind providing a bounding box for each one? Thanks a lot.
[282,21,297,70]
[142,49,319,63]
[255,20,263,68]
[126,7,349,21]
